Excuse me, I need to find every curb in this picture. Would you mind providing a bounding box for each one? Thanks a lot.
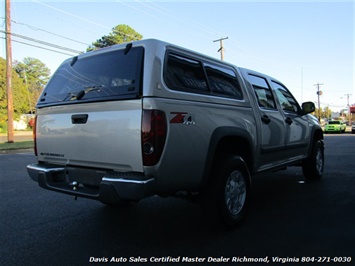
[0,148,34,155]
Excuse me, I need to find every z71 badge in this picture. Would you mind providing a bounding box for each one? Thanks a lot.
[170,112,196,126]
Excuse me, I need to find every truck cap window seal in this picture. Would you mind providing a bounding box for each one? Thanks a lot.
[37,46,144,106]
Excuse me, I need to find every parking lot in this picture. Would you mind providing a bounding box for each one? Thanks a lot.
[1,134,354,265]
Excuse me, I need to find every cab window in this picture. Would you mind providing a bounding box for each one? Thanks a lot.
[248,74,276,109]
[271,81,300,113]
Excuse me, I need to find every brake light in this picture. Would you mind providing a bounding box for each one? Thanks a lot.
[33,115,37,156]
[142,110,167,166]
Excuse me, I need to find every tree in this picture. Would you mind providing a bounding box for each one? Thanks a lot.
[314,106,333,120]
[0,57,28,130]
[14,57,51,112]
[323,106,332,119]
[87,24,143,52]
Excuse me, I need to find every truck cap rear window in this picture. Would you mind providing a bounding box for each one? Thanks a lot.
[38,46,144,106]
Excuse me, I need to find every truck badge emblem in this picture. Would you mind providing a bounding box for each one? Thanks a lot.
[170,112,195,126]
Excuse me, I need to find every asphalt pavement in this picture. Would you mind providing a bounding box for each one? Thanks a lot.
[0,134,354,266]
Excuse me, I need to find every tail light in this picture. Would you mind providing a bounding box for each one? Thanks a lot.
[141,110,167,166]
[33,115,38,156]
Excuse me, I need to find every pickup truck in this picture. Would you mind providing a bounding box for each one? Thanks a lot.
[27,39,324,228]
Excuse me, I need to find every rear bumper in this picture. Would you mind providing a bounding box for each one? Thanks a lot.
[27,164,156,204]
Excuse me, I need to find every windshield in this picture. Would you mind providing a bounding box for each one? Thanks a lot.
[38,46,144,106]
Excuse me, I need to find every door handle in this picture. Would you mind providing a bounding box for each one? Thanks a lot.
[71,114,88,124]
[261,115,271,124]
[285,117,293,125]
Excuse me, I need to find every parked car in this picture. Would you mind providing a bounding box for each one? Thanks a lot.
[352,123,355,134]
[324,120,346,133]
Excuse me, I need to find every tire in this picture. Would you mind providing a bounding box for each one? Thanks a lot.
[205,155,251,228]
[302,140,324,180]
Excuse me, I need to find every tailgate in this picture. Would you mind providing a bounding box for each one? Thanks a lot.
[36,100,143,172]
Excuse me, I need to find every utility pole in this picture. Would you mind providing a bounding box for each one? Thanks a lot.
[213,37,228,61]
[344,93,352,125]
[5,0,14,143]
[314,83,323,121]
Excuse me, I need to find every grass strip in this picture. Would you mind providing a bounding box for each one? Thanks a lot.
[0,140,34,150]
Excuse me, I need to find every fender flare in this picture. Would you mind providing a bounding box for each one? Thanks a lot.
[200,126,255,188]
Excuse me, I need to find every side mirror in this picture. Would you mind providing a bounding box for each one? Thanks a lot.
[301,101,315,115]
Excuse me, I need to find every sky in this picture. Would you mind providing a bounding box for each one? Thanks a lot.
[1,0,354,112]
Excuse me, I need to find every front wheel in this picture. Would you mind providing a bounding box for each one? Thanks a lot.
[207,156,251,228]
[302,140,324,180]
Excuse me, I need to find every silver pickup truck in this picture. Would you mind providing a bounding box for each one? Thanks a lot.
[27,39,324,227]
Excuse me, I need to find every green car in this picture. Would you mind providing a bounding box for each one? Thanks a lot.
[324,120,346,133]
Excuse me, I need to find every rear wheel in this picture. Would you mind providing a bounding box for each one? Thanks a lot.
[302,140,324,180]
[205,155,250,228]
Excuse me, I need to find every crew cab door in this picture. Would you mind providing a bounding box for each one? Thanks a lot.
[271,81,310,159]
[247,74,287,169]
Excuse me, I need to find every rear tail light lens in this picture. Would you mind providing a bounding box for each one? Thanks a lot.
[33,115,38,156]
[142,110,167,166]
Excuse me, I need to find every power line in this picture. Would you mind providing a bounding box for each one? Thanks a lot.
[31,0,110,30]
[115,0,262,65]
[28,0,253,64]
[0,30,83,54]
[129,0,222,37]
[32,1,142,41]
[115,0,228,43]
[0,17,90,46]
[0,36,77,57]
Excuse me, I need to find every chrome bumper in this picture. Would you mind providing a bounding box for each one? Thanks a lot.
[27,164,156,204]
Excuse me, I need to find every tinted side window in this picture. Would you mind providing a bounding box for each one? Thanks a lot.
[164,52,244,100]
[248,74,276,109]
[164,53,208,92]
[205,63,243,100]
[271,81,300,113]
